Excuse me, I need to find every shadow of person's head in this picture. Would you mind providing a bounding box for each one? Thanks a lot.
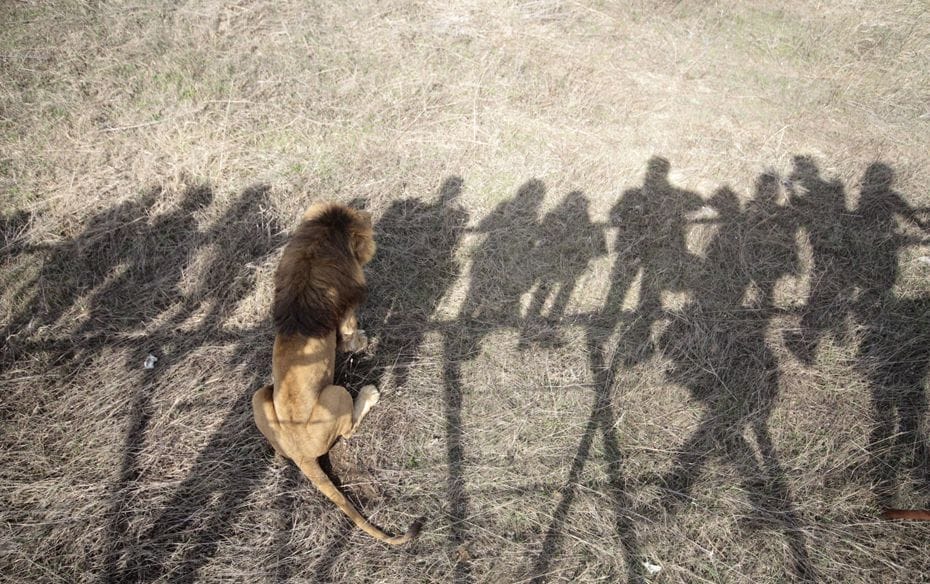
[439,176,464,206]
[179,183,214,213]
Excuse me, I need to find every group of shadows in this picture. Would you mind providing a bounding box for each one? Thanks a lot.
[1,155,928,583]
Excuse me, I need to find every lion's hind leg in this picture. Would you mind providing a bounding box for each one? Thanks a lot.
[306,384,378,442]
[252,384,287,457]
[344,385,380,440]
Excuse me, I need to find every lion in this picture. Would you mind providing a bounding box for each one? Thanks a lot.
[252,201,421,545]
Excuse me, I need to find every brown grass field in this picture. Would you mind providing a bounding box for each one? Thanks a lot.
[2,1,930,582]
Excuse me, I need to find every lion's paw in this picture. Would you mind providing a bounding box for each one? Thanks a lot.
[353,330,370,351]
[359,384,380,406]
[341,329,369,353]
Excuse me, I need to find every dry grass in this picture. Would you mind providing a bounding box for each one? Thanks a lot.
[2,1,930,582]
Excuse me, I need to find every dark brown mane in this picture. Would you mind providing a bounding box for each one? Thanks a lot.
[272,204,368,337]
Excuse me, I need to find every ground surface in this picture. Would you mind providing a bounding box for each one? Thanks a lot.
[2,1,930,582]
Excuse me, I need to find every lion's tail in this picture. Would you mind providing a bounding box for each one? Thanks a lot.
[295,457,423,545]
[881,509,930,521]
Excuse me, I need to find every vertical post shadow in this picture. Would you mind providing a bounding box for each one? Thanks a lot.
[527,332,644,584]
[99,335,275,583]
[310,522,354,583]
[100,370,156,582]
[441,350,472,584]
[307,455,357,583]
[269,463,302,584]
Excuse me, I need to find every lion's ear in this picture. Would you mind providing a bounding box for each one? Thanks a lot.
[351,231,376,265]
[349,210,376,265]
[356,210,373,228]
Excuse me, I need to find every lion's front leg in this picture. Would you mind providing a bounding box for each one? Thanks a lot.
[338,309,369,353]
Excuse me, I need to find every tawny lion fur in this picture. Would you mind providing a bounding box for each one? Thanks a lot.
[252,202,421,545]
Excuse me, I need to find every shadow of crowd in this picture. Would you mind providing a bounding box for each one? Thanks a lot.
[1,155,927,582]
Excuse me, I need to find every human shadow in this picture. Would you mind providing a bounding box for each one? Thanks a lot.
[1,189,161,369]
[652,176,814,581]
[596,157,706,363]
[106,178,469,582]
[0,208,35,356]
[0,208,32,254]
[8,156,927,582]
[529,159,716,582]
[859,296,930,506]
[442,178,545,582]
[0,184,281,582]
[75,184,214,336]
[783,156,860,364]
[523,188,642,583]
[179,184,284,328]
[456,179,545,334]
[531,156,927,581]
[519,190,607,349]
[858,165,930,506]
[783,158,930,508]
[346,176,469,390]
[531,159,814,581]
[99,186,286,583]
[323,178,470,578]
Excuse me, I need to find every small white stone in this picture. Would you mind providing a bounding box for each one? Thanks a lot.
[143,354,158,369]
[642,560,662,575]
